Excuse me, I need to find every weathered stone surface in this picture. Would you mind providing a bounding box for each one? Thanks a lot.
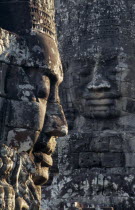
[2,0,135,209]
[0,0,68,209]
[6,99,46,130]
[41,0,135,209]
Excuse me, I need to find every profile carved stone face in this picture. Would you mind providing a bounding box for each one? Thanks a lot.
[0,0,68,209]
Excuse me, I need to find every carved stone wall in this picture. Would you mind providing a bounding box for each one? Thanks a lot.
[42,0,135,209]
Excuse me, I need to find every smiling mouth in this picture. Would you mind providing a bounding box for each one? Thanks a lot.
[32,136,57,185]
[82,97,120,118]
[86,98,115,106]
[32,152,53,185]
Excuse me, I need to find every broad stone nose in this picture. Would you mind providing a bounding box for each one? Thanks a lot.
[43,102,68,137]
[87,54,111,91]
[87,74,111,90]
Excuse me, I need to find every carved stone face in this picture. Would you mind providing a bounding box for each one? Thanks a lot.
[0,1,67,208]
[0,32,68,185]
[68,41,134,119]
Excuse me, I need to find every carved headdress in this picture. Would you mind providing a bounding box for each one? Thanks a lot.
[0,0,56,38]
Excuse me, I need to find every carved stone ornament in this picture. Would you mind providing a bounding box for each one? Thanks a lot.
[0,0,68,209]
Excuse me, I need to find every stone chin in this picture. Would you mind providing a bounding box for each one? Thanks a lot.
[32,153,53,185]
[33,166,49,185]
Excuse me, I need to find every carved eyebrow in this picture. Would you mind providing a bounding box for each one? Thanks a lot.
[41,68,59,83]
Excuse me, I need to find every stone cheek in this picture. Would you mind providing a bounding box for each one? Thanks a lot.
[6,100,46,131]
[7,129,40,153]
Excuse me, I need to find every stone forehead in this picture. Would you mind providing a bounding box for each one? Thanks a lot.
[0,28,63,81]
[80,1,134,37]
[59,0,135,60]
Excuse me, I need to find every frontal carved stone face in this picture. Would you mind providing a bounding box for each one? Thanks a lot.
[58,0,135,120]
[68,42,134,119]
